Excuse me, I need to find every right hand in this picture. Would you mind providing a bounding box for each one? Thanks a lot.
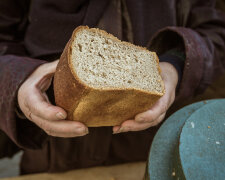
[17,60,88,137]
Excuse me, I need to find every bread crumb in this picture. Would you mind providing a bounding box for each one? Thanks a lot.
[208,126,211,128]
[216,141,220,145]
[191,122,195,128]
[172,171,176,176]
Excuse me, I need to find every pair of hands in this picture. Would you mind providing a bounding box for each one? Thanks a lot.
[18,60,178,137]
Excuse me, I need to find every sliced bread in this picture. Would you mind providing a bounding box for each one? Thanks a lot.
[54,26,165,127]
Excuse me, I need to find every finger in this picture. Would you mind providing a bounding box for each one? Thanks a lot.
[114,112,167,134]
[113,125,121,133]
[135,75,176,124]
[26,87,67,120]
[150,112,166,127]
[27,113,88,137]
[135,94,169,123]
[36,74,53,92]
[113,120,152,133]
[44,120,88,137]
[28,60,59,86]
[43,60,59,74]
[35,60,59,76]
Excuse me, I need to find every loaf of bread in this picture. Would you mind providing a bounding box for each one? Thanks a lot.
[54,26,165,127]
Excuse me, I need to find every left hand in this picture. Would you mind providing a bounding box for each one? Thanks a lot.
[18,60,88,137]
[113,62,179,134]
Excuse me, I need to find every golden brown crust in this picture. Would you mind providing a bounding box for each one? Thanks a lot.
[54,26,165,127]
[54,39,90,120]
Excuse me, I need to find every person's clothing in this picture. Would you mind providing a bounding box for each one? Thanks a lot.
[0,0,224,174]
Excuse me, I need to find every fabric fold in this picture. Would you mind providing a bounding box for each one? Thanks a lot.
[0,55,47,149]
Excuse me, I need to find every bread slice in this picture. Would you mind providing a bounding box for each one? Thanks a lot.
[54,26,165,127]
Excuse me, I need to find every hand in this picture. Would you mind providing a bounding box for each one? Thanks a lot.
[113,62,178,134]
[18,60,88,137]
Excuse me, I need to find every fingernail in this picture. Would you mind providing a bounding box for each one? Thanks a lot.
[56,112,66,119]
[77,127,89,135]
[114,127,126,134]
[85,128,89,134]
[113,131,120,134]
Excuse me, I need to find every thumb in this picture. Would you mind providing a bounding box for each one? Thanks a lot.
[42,59,59,75]
[30,60,59,84]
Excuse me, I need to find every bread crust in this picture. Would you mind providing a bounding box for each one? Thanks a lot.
[54,26,165,127]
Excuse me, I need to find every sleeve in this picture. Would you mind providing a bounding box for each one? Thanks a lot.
[159,48,185,90]
[148,0,225,101]
[0,0,48,149]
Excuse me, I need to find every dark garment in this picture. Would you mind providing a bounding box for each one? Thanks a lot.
[0,0,225,174]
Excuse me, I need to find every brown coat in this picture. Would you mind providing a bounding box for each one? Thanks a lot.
[0,0,224,174]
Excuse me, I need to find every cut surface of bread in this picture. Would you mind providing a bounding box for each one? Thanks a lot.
[54,26,165,127]
[71,28,164,94]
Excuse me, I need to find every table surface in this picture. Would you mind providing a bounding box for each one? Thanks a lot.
[1,162,146,180]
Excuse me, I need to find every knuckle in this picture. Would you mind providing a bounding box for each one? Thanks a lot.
[29,105,38,117]
[24,109,33,121]
[28,112,33,121]
[24,96,34,110]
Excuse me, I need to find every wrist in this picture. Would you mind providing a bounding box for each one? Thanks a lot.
[159,62,178,88]
[159,49,185,91]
